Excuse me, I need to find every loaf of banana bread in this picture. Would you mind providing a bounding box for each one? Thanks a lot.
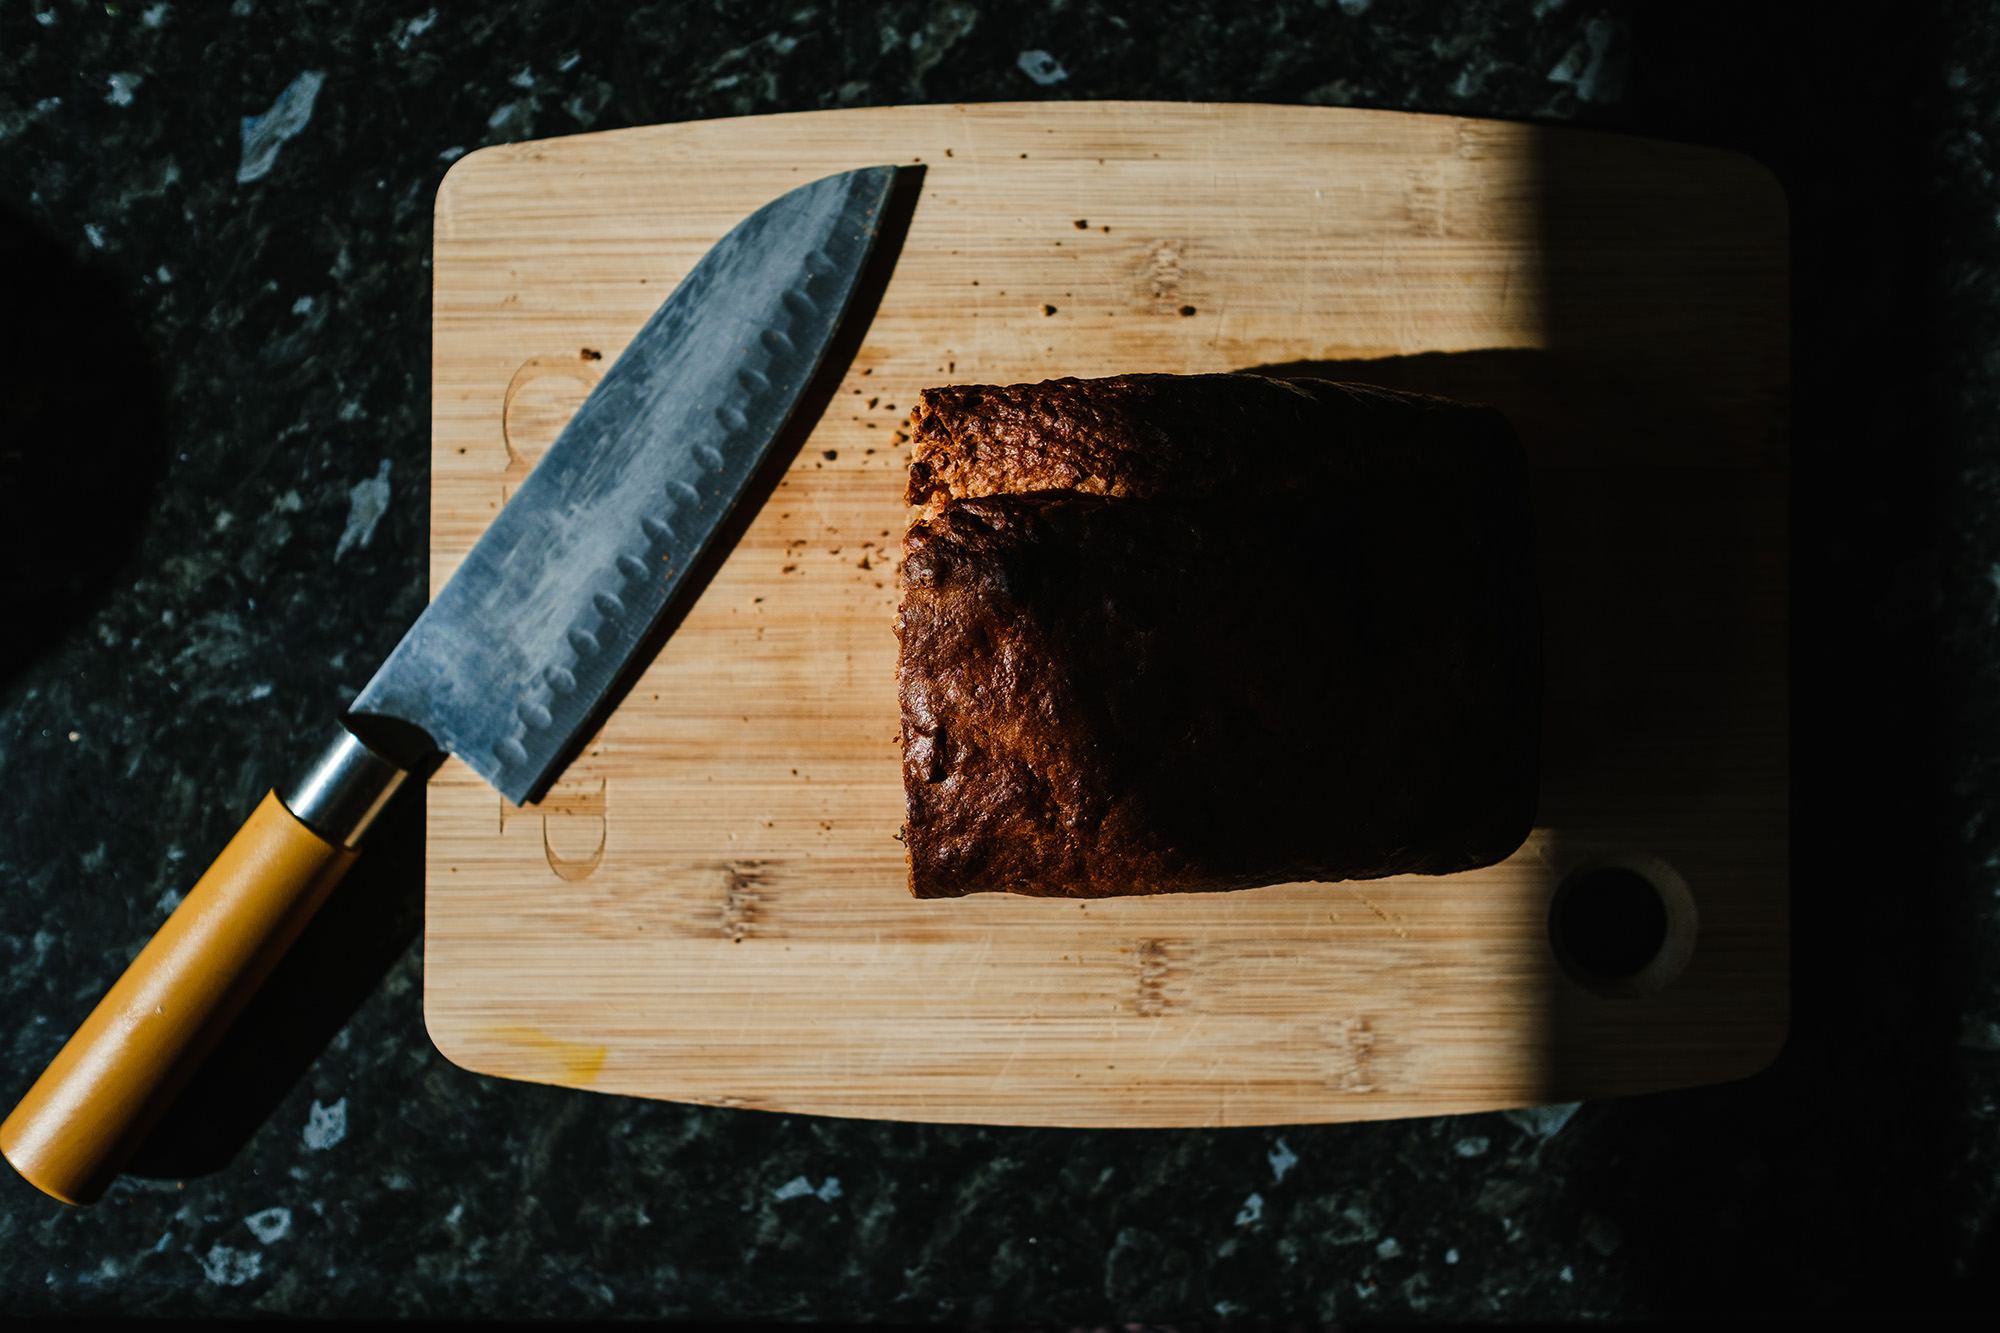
[896,373,1540,899]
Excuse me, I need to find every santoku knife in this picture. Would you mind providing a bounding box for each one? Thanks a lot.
[1,164,902,1205]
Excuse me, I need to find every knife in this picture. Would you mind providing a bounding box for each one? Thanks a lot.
[1,164,904,1205]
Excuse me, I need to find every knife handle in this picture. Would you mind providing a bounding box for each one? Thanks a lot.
[0,726,408,1205]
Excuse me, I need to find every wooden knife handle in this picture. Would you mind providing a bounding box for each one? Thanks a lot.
[0,791,357,1205]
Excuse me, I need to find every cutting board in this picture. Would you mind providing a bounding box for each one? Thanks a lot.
[423,103,1787,1126]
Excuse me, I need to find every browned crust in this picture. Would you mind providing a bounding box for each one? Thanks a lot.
[897,373,1540,899]
[906,373,1480,518]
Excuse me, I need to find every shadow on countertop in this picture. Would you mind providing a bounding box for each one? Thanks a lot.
[0,201,171,693]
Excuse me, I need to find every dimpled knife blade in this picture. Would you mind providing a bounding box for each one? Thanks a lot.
[352,165,898,804]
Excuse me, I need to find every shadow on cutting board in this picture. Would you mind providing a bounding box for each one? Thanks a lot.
[1247,342,1787,1104]
[1248,343,1784,840]
[1527,124,1789,1103]
[1247,124,1790,1106]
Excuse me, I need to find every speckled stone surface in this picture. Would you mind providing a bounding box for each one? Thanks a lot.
[0,0,1992,1319]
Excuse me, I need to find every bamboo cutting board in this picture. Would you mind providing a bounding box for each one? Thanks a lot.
[423,103,1788,1126]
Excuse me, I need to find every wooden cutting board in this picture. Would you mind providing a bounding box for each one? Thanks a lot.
[423,103,1787,1127]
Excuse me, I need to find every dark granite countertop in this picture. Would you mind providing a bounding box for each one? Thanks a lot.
[1,0,1993,1320]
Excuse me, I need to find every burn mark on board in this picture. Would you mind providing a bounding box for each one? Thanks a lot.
[1140,238,1190,315]
[1325,1017,1379,1093]
[720,860,767,942]
[1131,937,1190,1016]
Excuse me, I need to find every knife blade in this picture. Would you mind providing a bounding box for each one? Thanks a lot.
[1,164,904,1205]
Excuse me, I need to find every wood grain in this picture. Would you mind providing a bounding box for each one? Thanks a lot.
[423,103,1788,1126]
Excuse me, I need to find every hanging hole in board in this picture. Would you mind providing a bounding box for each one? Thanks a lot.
[1546,852,1698,999]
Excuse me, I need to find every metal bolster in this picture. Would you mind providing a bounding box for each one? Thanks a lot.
[280,723,410,849]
